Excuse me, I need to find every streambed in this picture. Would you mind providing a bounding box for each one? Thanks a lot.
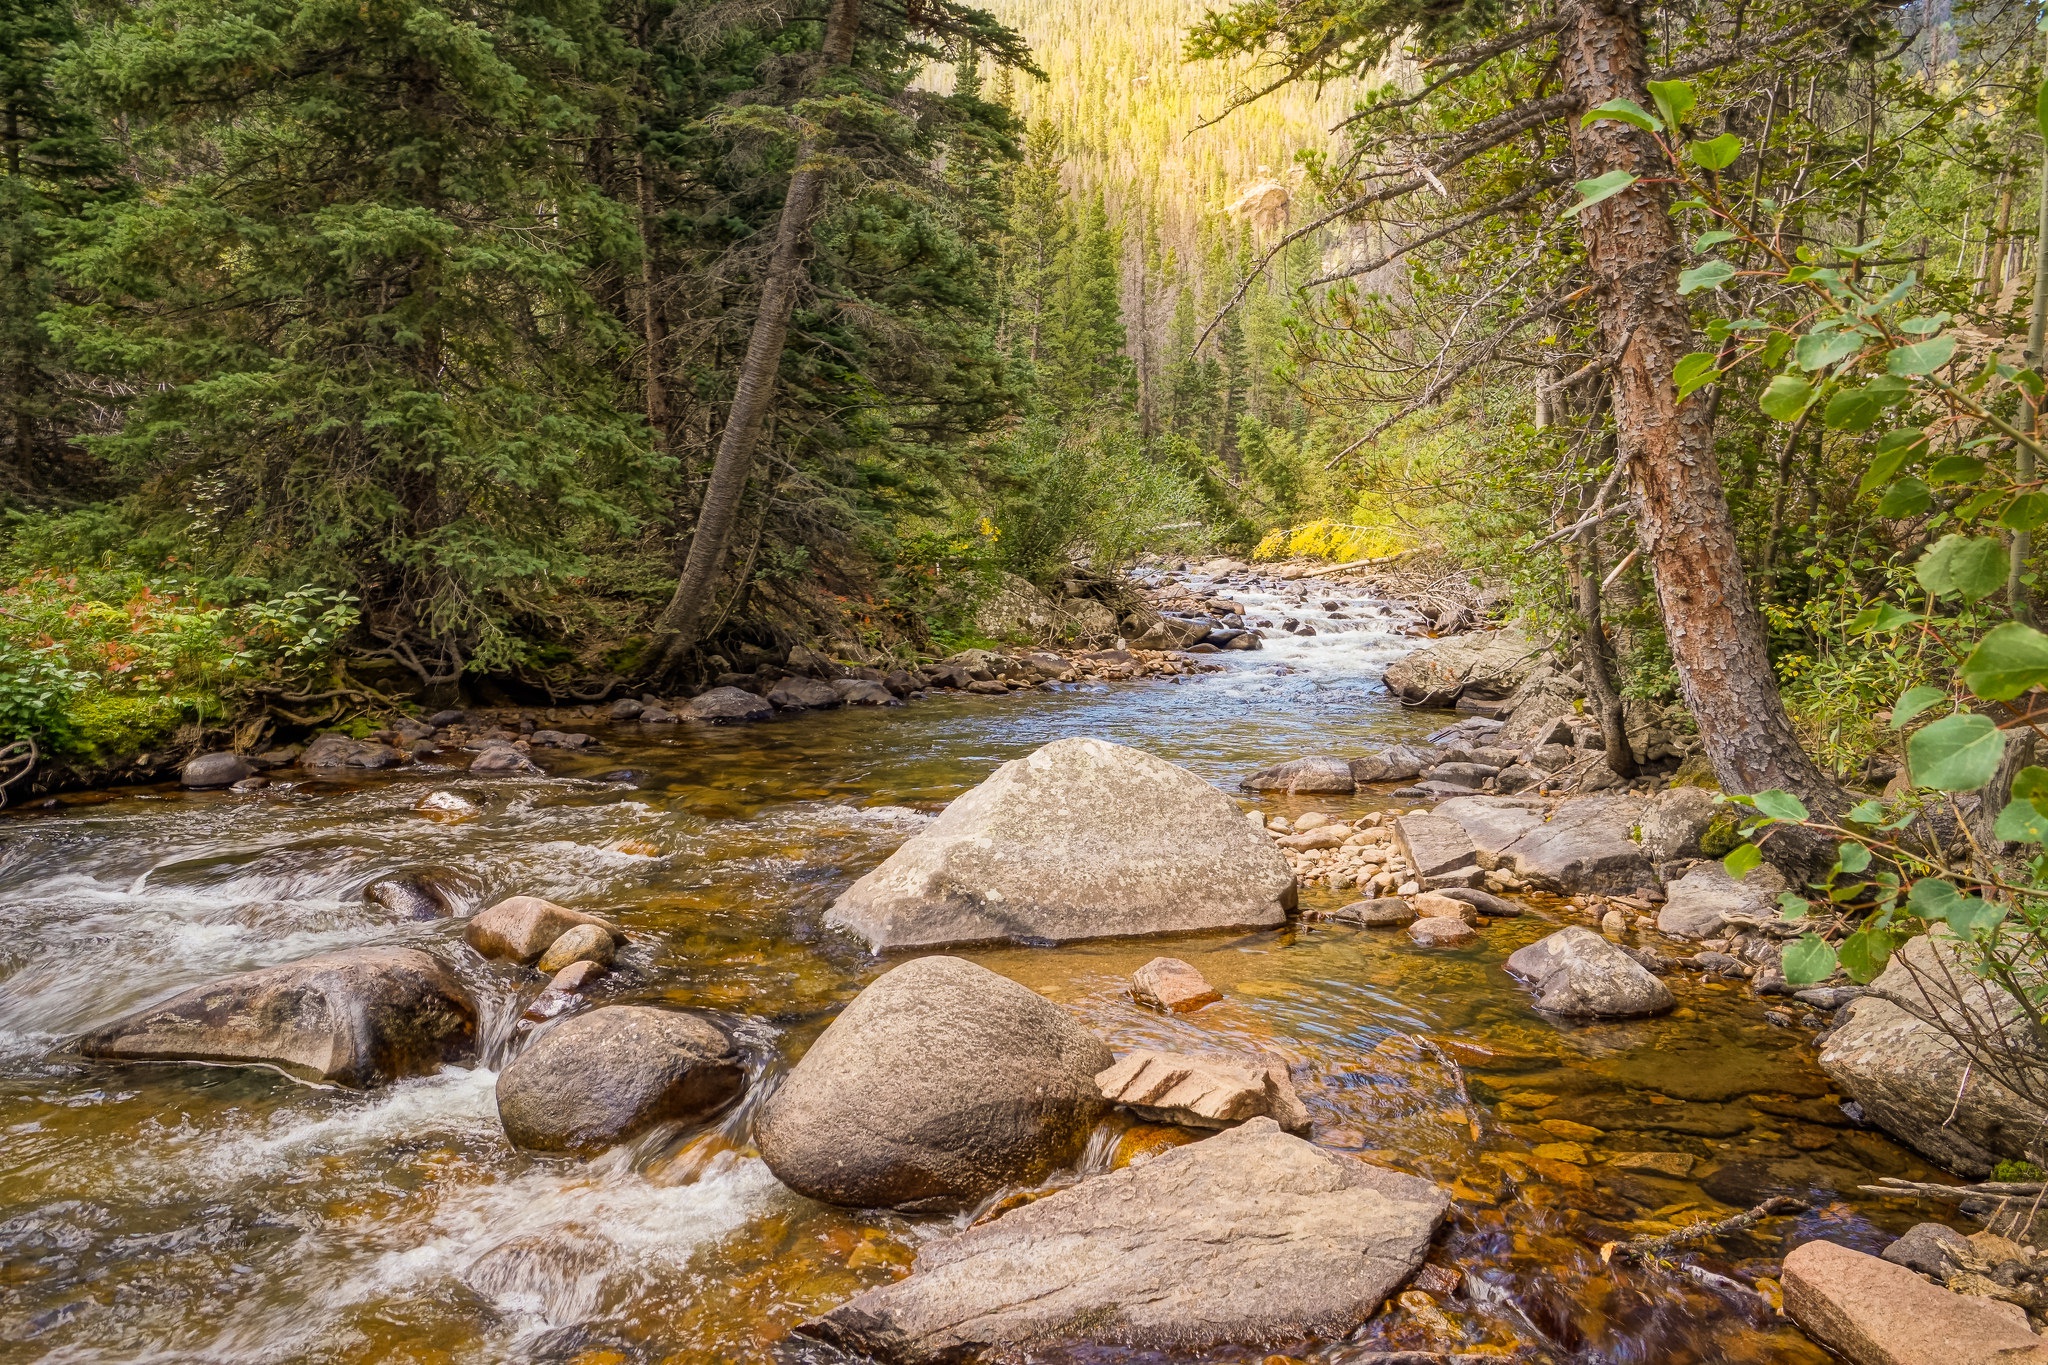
[0,574,1938,1363]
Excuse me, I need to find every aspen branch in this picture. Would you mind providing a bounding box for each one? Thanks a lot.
[1304,175,1565,288]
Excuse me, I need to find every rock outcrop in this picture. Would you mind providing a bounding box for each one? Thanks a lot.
[495,1006,743,1155]
[755,956,1113,1209]
[826,738,1296,950]
[1504,927,1674,1018]
[803,1117,1450,1363]
[77,947,476,1087]
[1820,934,2048,1176]
[1381,628,1541,707]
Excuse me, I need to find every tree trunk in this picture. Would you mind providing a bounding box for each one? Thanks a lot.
[646,0,860,677]
[1569,453,1637,778]
[1559,0,1842,805]
[636,144,669,446]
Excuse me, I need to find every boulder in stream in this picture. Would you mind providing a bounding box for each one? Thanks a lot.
[802,1116,1450,1363]
[363,866,469,920]
[755,956,1112,1210]
[1381,628,1542,706]
[77,946,476,1088]
[1504,927,1674,1018]
[825,738,1296,950]
[465,896,623,964]
[495,1005,743,1155]
[684,686,772,723]
[181,752,255,788]
[1130,957,1219,1012]
[1239,755,1356,794]
[301,734,404,769]
[769,676,842,710]
[1783,1238,2048,1365]
[1095,1049,1309,1134]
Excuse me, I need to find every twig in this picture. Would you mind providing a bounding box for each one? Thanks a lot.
[1601,1195,1810,1264]
[1601,547,1642,592]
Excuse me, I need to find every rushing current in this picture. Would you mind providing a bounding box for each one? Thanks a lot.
[0,568,1934,1364]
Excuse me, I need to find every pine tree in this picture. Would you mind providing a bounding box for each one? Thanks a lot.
[1005,119,1068,372]
[1043,192,1129,416]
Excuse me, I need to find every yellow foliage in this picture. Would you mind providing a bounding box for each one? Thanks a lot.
[1252,519,1407,562]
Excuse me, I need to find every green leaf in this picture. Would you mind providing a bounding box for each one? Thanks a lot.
[1583,98,1662,132]
[1889,685,1946,728]
[1695,230,1739,249]
[1962,623,2048,700]
[1564,170,1638,218]
[1836,840,1872,874]
[1761,332,1794,368]
[1994,794,2048,842]
[1876,477,1931,517]
[1849,603,1922,633]
[1778,892,1811,921]
[1859,430,1928,495]
[1836,928,1896,983]
[1908,877,1965,917]
[1752,790,1810,822]
[1907,711,2006,790]
[1646,79,1696,130]
[1782,934,1839,985]
[2000,492,2048,531]
[1888,335,1958,376]
[1901,314,1948,336]
[1760,374,1816,421]
[1678,261,1737,294]
[1825,378,1910,432]
[1795,329,1867,371]
[2012,765,2048,801]
[1688,134,1742,171]
[1928,456,1987,485]
[1723,842,1763,877]
[1674,351,1722,399]
[1917,533,2010,602]
[1848,800,1886,823]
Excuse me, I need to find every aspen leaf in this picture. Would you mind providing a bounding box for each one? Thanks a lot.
[1781,934,1839,985]
[2000,492,2048,530]
[1751,790,1809,822]
[1645,79,1696,129]
[1876,477,1930,516]
[1960,622,2048,700]
[1887,685,1945,727]
[1795,330,1865,371]
[1926,456,1987,484]
[1723,842,1763,877]
[1760,374,1815,421]
[1678,261,1736,294]
[1916,533,2008,602]
[1887,335,1958,376]
[1836,928,1895,983]
[1906,712,2005,790]
[1564,170,1637,217]
[1688,134,1742,170]
[1673,351,1722,399]
[1582,98,1662,132]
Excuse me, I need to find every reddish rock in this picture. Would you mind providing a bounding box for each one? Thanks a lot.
[1782,1238,2048,1365]
[1408,916,1478,947]
[465,896,622,964]
[1131,957,1220,1012]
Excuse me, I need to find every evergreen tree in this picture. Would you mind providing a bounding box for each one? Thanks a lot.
[1043,192,1128,416]
[1004,119,1067,371]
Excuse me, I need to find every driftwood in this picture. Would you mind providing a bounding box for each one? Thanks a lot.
[1601,1195,1810,1264]
[1858,1177,2048,1202]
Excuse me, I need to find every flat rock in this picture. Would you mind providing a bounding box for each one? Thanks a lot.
[77,947,475,1088]
[756,956,1112,1209]
[684,686,772,723]
[1409,917,1478,947]
[496,1006,743,1155]
[1348,745,1441,783]
[1311,898,1415,927]
[1497,795,1652,895]
[1382,628,1542,706]
[1095,1050,1309,1135]
[1658,861,1789,940]
[465,896,623,964]
[803,1117,1450,1363]
[826,738,1296,950]
[1131,958,1220,1012]
[1240,756,1356,794]
[181,751,255,788]
[1504,927,1674,1018]
[1820,934,2048,1176]
[768,676,842,709]
[301,734,404,769]
[1393,814,1480,878]
[1278,825,1348,850]
[1428,796,1548,867]
[1783,1238,2048,1365]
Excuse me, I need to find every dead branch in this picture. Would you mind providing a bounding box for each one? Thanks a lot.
[1601,1196,1810,1264]
[1304,175,1565,288]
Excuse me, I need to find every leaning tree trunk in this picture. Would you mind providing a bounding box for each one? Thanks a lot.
[1559,0,1844,808]
[646,0,861,679]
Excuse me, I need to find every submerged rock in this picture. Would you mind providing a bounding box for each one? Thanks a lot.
[1308,897,1415,927]
[1504,927,1674,1018]
[1783,1238,2048,1365]
[1095,1049,1309,1135]
[756,956,1111,1210]
[1239,755,1356,794]
[180,752,255,788]
[363,866,469,920]
[414,789,480,822]
[77,947,476,1087]
[496,1006,743,1155]
[803,1117,1450,1363]
[1409,916,1477,947]
[825,738,1296,950]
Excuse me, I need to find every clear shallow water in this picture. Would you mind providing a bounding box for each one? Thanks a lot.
[0,576,1935,1363]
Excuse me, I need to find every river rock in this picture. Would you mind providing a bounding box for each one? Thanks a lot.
[1504,927,1674,1018]
[1240,755,1356,794]
[465,896,623,964]
[495,1006,743,1155]
[469,744,538,775]
[1393,814,1479,878]
[825,738,1296,950]
[1347,745,1440,783]
[181,751,255,788]
[76,947,476,1088]
[1638,785,1721,862]
[301,734,404,769]
[1131,616,1210,650]
[803,1116,1450,1362]
[833,678,899,706]
[681,686,772,723]
[1382,628,1542,706]
[1409,916,1477,947]
[1411,891,1476,923]
[1277,825,1348,851]
[363,866,467,920]
[608,698,643,720]
[1131,958,1220,1012]
[1782,1238,2048,1365]
[1658,860,1789,940]
[1819,933,2048,1176]
[415,789,480,822]
[1427,795,1548,866]
[1882,1222,1971,1280]
[1095,1050,1309,1134]
[1311,897,1415,927]
[755,956,1113,1209]
[636,705,678,723]
[1495,795,1652,894]
[1435,886,1521,917]
[768,676,842,710]
[536,923,614,973]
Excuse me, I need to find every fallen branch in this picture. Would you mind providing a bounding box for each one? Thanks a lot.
[1601,1195,1810,1264]
[1298,549,1430,577]
[1859,1177,2048,1202]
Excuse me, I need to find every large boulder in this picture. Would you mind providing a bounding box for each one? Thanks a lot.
[755,956,1113,1209]
[1658,860,1789,940]
[1496,665,1586,748]
[495,1006,743,1155]
[1239,755,1356,794]
[1493,795,1653,894]
[1348,745,1440,783]
[825,738,1296,950]
[1638,785,1721,863]
[76,947,475,1087]
[1504,927,1674,1018]
[803,1116,1450,1363]
[685,686,772,723]
[1783,1238,2048,1365]
[465,896,622,964]
[181,751,255,788]
[1382,628,1542,707]
[975,572,1066,642]
[1820,934,2048,1176]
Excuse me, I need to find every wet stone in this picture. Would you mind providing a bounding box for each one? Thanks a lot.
[1130,957,1220,1012]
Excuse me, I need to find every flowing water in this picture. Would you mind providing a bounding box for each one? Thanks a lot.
[0,573,1939,1364]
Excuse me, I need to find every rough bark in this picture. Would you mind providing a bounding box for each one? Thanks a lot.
[1559,0,1843,807]
[646,0,861,678]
